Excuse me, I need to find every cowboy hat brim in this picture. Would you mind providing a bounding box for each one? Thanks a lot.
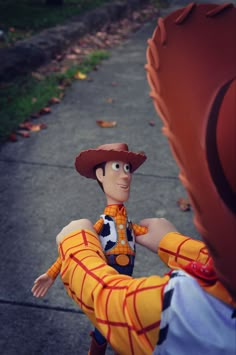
[75,146,146,179]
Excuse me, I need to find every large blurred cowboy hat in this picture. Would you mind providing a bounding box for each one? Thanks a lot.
[146,3,236,298]
[75,142,147,179]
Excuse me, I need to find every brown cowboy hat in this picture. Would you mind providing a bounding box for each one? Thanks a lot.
[146,3,236,297]
[75,142,147,179]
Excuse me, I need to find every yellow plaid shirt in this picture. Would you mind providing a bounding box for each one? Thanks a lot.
[58,230,234,354]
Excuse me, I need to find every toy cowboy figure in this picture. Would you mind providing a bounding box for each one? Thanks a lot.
[32,142,149,354]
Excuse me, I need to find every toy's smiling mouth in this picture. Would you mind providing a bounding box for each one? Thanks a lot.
[118,184,129,190]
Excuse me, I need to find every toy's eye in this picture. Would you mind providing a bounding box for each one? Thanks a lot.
[124,164,130,173]
[111,162,120,171]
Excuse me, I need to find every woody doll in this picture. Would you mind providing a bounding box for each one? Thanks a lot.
[32,142,149,354]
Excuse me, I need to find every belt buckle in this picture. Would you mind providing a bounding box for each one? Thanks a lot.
[115,254,129,266]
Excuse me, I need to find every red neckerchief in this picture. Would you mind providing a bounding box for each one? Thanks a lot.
[183,257,217,285]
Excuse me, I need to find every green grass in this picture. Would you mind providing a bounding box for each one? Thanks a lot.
[0,1,111,142]
[0,50,110,143]
[152,0,170,9]
[0,0,166,143]
[0,0,109,45]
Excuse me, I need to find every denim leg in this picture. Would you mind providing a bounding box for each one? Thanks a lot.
[94,327,107,345]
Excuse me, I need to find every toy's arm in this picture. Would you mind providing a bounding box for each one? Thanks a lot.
[32,256,62,298]
[132,223,148,236]
[93,217,104,234]
[46,256,62,279]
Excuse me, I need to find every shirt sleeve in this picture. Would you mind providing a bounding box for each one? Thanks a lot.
[45,218,103,281]
[132,223,148,236]
[58,228,169,354]
[46,256,62,280]
[158,231,210,268]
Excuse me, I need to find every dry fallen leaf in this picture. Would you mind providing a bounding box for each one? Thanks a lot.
[149,120,155,126]
[30,123,47,131]
[30,112,40,119]
[19,122,47,131]
[71,47,81,54]
[66,54,78,60]
[59,92,65,99]
[96,120,117,128]
[48,97,60,105]
[106,98,114,103]
[39,107,51,115]
[177,198,191,212]
[55,54,64,62]
[31,72,45,81]
[74,71,87,80]
[132,11,141,21]
[16,130,30,138]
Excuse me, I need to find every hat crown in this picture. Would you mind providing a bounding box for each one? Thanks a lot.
[96,142,128,152]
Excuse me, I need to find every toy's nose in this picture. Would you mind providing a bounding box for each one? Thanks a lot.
[120,170,129,178]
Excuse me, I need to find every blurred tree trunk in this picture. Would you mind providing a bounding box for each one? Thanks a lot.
[46,0,63,5]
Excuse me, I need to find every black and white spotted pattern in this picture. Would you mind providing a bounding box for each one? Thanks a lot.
[99,214,135,252]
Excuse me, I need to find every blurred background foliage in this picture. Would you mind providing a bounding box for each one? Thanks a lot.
[0,0,109,45]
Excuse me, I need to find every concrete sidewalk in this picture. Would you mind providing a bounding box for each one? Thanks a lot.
[0,1,221,354]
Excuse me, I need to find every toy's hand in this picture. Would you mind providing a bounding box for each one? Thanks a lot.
[31,273,54,298]
[136,218,178,253]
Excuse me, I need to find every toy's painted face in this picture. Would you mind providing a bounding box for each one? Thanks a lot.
[96,161,132,205]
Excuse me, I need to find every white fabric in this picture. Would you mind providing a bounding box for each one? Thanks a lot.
[154,270,236,355]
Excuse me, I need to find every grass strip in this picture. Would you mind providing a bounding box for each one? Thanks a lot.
[0,50,110,143]
[0,0,109,45]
